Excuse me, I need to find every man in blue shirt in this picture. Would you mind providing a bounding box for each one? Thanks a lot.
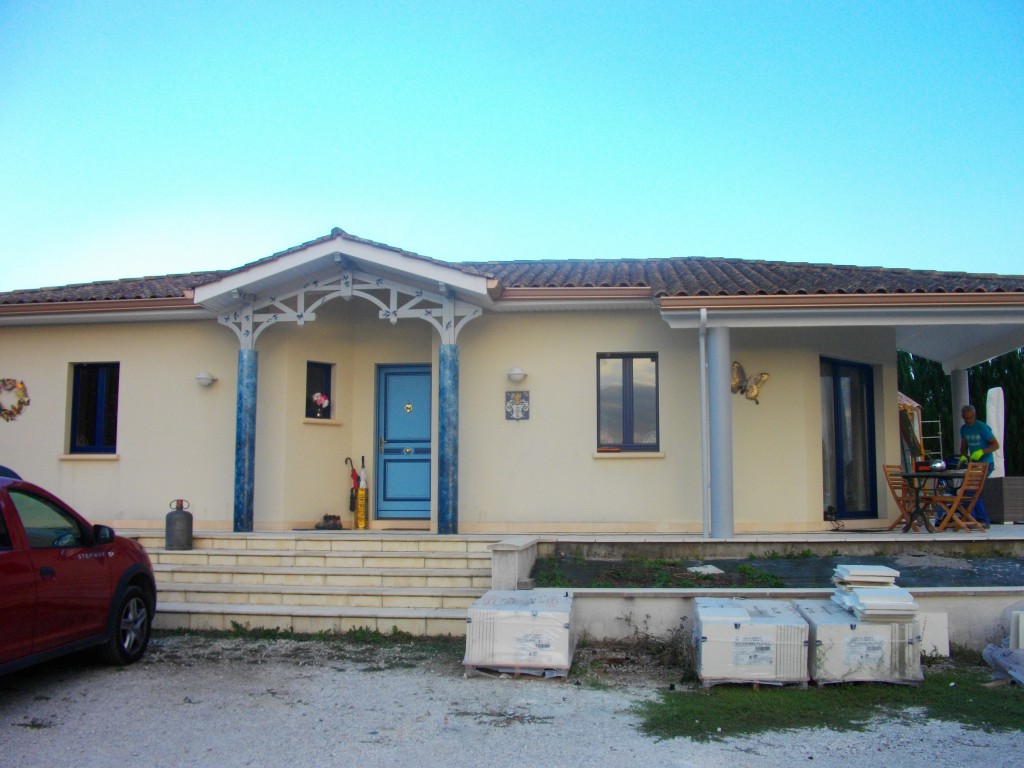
[959,404,999,525]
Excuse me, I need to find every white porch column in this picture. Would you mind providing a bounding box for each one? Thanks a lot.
[707,326,734,537]
[950,368,970,450]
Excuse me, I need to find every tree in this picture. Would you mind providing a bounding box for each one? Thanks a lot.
[898,349,1023,476]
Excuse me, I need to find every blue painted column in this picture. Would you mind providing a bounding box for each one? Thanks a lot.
[234,348,258,532]
[437,343,459,534]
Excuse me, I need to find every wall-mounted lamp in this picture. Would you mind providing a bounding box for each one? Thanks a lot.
[195,371,218,387]
[506,367,527,384]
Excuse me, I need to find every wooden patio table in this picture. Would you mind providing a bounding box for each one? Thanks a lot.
[900,469,966,533]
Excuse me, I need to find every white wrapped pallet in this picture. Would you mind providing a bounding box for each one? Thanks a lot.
[463,589,576,677]
[693,598,809,687]
[794,599,923,685]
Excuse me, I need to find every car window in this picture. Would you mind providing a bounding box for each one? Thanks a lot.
[0,513,11,549]
[8,490,85,549]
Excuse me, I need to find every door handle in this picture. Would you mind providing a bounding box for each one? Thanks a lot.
[40,567,56,580]
[379,435,385,454]
[404,448,412,455]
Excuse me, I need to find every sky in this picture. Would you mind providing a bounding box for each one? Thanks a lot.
[1,1,1022,292]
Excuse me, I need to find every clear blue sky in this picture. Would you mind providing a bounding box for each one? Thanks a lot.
[2,1,1022,292]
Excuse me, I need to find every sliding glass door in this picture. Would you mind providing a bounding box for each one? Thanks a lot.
[821,358,877,520]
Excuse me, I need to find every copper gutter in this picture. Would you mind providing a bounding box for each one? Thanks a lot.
[0,296,199,318]
[659,292,1024,311]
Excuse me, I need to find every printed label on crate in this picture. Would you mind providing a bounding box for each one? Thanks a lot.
[513,632,552,660]
[845,636,885,665]
[733,636,774,666]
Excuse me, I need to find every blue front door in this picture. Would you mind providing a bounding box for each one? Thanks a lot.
[375,365,432,519]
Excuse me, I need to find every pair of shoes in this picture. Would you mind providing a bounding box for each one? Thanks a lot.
[314,514,343,530]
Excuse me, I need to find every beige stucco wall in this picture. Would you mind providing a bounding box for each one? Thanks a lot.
[729,325,901,532]
[250,298,433,531]
[0,299,902,534]
[456,309,701,532]
[0,318,238,528]
[455,312,900,534]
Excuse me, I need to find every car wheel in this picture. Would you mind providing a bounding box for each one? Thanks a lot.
[99,586,152,665]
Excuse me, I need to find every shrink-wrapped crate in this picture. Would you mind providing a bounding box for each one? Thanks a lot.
[694,598,809,687]
[794,599,923,685]
[463,590,576,677]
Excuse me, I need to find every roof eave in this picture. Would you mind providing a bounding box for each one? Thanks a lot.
[0,297,212,326]
[659,292,1024,311]
[489,286,656,311]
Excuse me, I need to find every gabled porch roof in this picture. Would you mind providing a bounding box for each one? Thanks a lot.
[192,227,499,315]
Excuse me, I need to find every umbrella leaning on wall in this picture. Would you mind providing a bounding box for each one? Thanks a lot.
[356,456,368,529]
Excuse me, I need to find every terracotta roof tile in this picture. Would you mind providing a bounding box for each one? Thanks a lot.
[460,257,1024,297]
[0,272,225,305]
[3,232,1023,308]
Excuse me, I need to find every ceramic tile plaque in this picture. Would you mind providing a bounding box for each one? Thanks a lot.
[505,390,529,420]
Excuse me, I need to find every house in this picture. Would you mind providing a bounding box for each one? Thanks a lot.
[2,227,1023,536]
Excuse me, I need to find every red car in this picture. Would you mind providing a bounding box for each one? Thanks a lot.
[0,475,157,675]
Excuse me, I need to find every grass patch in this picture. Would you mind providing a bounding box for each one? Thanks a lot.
[531,556,788,588]
[735,564,785,587]
[636,649,1024,742]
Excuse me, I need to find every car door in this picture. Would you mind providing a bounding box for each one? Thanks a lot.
[0,504,36,664]
[7,488,113,654]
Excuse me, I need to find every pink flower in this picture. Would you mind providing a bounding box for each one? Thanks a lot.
[312,392,329,408]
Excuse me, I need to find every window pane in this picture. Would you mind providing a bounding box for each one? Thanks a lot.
[73,367,100,448]
[820,361,837,513]
[821,358,876,519]
[598,358,623,445]
[839,366,872,511]
[631,357,658,445]
[9,491,84,549]
[598,354,659,450]
[306,362,332,418]
[71,363,118,453]
[101,369,119,449]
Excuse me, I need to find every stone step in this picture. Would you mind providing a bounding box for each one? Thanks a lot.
[156,582,484,610]
[141,532,497,637]
[154,601,470,637]
[153,563,492,589]
[132,533,499,554]
[148,548,490,570]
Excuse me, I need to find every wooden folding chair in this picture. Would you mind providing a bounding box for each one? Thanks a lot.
[883,464,930,532]
[932,462,989,533]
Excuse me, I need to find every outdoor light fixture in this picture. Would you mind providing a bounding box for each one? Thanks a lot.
[195,371,217,387]
[506,367,527,384]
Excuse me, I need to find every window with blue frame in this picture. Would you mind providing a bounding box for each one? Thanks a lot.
[70,363,119,453]
[820,357,877,519]
[305,361,333,419]
[597,353,659,451]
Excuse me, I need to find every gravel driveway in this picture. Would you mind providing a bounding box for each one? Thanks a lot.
[1,633,1019,768]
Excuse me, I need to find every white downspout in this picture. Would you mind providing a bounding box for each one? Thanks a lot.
[699,308,711,538]
[708,325,734,538]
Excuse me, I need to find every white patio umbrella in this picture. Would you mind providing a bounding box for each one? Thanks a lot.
[986,386,1006,478]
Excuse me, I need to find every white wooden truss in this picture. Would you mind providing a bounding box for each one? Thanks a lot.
[218,269,482,349]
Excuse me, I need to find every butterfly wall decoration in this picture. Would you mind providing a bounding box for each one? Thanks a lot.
[731,361,769,405]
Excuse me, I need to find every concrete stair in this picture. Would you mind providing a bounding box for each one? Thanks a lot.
[133,532,499,636]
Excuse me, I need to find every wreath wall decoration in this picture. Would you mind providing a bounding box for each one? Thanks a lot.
[0,379,30,422]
